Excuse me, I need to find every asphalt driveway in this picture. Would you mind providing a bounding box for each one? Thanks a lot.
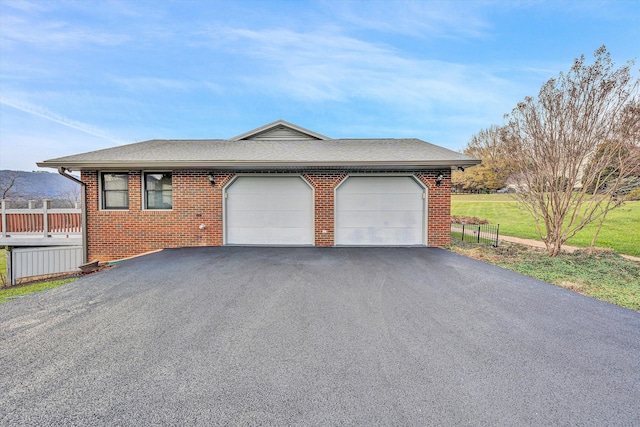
[1,247,638,426]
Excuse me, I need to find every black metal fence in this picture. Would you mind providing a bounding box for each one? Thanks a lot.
[451,223,500,247]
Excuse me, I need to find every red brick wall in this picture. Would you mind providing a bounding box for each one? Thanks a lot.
[416,171,451,247]
[82,170,451,261]
[303,172,347,247]
[82,170,233,261]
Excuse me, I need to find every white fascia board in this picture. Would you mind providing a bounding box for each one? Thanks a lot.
[37,159,481,171]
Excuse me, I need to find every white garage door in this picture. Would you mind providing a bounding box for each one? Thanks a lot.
[335,176,425,246]
[225,176,314,245]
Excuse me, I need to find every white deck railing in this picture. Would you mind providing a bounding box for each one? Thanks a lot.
[1,199,82,240]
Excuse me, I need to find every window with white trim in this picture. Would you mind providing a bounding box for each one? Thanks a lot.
[144,172,173,209]
[101,172,129,209]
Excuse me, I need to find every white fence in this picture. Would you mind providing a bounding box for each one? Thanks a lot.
[7,246,83,285]
[1,199,84,286]
[1,199,81,237]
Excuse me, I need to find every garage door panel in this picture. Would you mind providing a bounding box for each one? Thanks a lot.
[341,177,418,193]
[338,227,423,245]
[226,176,313,245]
[237,178,306,192]
[337,210,422,227]
[228,210,312,228]
[338,194,423,211]
[338,212,422,228]
[227,227,312,244]
[228,194,309,211]
[336,176,425,246]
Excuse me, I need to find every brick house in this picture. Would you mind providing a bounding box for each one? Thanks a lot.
[38,120,480,262]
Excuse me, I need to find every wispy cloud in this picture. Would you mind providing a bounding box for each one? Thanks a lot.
[320,0,491,39]
[1,12,129,50]
[213,27,515,113]
[0,97,126,145]
[3,17,130,49]
[0,0,52,13]
[110,76,222,94]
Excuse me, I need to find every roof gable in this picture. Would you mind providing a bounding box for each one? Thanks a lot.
[231,119,329,141]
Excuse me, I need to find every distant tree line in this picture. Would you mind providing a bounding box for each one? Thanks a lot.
[452,125,512,193]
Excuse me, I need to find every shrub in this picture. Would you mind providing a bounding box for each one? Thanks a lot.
[451,216,490,224]
[625,188,640,201]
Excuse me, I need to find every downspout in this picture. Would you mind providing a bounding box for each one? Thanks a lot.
[57,167,88,264]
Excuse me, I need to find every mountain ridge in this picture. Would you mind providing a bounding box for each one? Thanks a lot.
[0,170,80,200]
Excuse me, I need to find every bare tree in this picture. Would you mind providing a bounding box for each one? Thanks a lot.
[0,171,24,199]
[501,46,639,256]
[56,184,81,208]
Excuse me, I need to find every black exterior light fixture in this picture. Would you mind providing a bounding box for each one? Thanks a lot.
[208,174,215,186]
[436,171,445,187]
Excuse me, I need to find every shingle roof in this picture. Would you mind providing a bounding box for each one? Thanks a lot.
[37,121,480,170]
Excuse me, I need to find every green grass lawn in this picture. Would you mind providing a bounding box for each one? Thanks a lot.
[449,240,640,312]
[0,277,78,304]
[0,249,6,277]
[1,248,78,302]
[452,194,640,257]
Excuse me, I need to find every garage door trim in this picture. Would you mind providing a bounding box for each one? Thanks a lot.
[334,174,428,246]
[222,174,315,246]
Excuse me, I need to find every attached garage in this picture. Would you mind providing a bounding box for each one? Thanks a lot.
[39,120,482,260]
[335,176,426,246]
[224,176,314,245]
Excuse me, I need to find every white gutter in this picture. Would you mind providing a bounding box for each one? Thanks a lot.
[57,167,88,264]
[39,159,481,171]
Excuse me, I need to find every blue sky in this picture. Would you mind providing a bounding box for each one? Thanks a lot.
[1,0,639,171]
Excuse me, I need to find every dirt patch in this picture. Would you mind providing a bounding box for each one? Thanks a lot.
[5,264,112,288]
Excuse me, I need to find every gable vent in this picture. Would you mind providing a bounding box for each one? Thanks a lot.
[244,126,320,140]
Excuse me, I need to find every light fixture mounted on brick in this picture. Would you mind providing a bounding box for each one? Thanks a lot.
[208,174,215,185]
[436,172,444,187]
